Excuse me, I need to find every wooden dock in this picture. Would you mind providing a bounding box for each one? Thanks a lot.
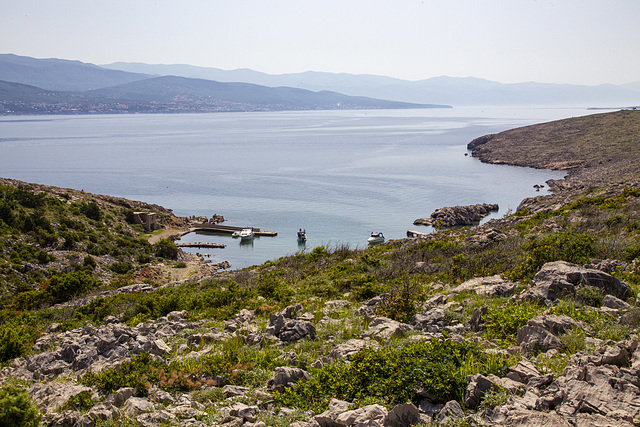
[176,242,225,249]
[192,223,277,237]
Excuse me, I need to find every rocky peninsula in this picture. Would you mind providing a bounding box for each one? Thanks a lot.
[1,110,640,427]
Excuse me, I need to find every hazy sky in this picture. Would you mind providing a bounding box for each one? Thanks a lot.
[2,0,639,85]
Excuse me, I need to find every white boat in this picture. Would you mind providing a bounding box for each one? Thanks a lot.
[231,230,241,238]
[238,228,254,240]
[367,232,385,244]
[297,229,307,242]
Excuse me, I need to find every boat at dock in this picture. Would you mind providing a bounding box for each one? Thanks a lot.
[192,223,277,237]
[367,232,385,244]
[238,228,255,241]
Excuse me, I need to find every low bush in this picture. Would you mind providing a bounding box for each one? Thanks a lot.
[276,338,509,412]
[376,278,423,323]
[40,271,98,304]
[0,385,41,427]
[153,238,179,260]
[0,317,41,362]
[485,302,545,343]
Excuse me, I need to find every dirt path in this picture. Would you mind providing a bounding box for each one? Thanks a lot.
[147,227,191,244]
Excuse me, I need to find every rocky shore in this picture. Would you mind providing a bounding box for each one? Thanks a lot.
[413,203,499,228]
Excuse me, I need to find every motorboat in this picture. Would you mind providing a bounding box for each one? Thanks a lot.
[297,228,307,242]
[238,228,254,240]
[231,230,241,238]
[367,232,385,244]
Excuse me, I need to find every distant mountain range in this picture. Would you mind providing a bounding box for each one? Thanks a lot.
[102,61,640,107]
[0,53,638,116]
[0,54,444,115]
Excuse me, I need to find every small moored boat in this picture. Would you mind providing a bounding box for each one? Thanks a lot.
[238,228,254,240]
[367,232,385,244]
[297,228,307,242]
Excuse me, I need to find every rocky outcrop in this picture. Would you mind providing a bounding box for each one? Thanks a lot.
[414,203,499,228]
[519,260,632,304]
[265,304,316,343]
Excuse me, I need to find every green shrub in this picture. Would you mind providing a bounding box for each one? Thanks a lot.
[83,353,163,396]
[0,320,41,362]
[257,274,293,302]
[41,271,99,303]
[79,201,102,221]
[153,238,179,260]
[59,390,94,412]
[485,302,545,343]
[591,316,631,342]
[277,338,504,412]
[511,231,595,281]
[0,385,41,427]
[110,261,133,275]
[308,246,330,262]
[479,388,510,409]
[346,274,383,300]
[83,255,97,270]
[376,279,422,323]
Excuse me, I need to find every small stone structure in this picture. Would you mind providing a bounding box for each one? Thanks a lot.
[132,212,158,231]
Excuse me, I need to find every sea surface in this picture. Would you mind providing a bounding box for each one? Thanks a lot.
[0,107,601,269]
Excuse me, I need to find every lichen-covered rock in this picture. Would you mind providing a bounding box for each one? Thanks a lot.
[329,339,380,361]
[516,325,564,355]
[520,261,632,304]
[363,317,412,339]
[29,381,93,413]
[267,366,312,393]
[436,400,465,425]
[314,398,351,427]
[526,314,582,336]
[383,402,420,427]
[122,397,155,417]
[335,404,388,426]
[464,374,498,409]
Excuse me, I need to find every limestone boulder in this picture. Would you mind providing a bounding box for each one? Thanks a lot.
[516,325,564,355]
[362,317,412,339]
[329,339,380,361]
[383,402,420,427]
[267,366,312,393]
[335,404,388,426]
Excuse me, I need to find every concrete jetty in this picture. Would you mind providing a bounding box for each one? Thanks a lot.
[176,242,226,249]
[192,223,277,237]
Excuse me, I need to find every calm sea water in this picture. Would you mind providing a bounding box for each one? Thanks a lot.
[0,107,599,269]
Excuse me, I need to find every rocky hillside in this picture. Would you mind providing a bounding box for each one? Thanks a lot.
[1,110,640,426]
[468,109,640,192]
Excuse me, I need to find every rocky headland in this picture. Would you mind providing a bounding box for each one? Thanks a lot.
[1,109,640,427]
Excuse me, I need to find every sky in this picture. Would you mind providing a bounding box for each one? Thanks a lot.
[2,0,639,85]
